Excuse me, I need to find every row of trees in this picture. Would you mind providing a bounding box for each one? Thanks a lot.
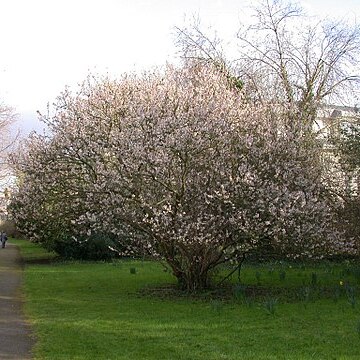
[8,0,360,291]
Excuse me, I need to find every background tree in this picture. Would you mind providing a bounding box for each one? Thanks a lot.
[176,0,360,129]
[0,102,19,232]
[0,103,18,182]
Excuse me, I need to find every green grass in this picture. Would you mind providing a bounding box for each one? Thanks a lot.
[11,238,58,263]
[13,239,360,359]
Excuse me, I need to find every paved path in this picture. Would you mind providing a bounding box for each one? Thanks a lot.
[0,242,34,360]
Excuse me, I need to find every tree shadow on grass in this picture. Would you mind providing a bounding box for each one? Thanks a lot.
[23,257,59,265]
[138,282,354,303]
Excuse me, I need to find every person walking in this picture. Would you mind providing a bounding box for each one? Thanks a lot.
[1,231,8,248]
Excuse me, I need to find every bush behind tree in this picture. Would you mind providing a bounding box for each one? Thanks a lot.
[49,233,123,261]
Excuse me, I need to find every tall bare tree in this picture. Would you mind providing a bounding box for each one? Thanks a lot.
[176,0,360,128]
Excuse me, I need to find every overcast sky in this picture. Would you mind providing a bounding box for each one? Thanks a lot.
[0,0,359,133]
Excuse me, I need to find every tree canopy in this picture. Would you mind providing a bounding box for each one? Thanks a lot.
[9,64,345,291]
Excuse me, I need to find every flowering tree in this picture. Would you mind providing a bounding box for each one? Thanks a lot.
[10,64,341,291]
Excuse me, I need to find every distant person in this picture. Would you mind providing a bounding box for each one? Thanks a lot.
[1,232,8,248]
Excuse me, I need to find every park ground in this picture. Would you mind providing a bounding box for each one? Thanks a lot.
[8,239,360,359]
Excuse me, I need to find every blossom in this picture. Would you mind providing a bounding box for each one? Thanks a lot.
[8,63,346,290]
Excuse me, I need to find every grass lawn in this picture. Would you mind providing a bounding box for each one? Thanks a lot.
[12,239,360,359]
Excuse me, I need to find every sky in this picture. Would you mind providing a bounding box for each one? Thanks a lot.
[0,0,359,135]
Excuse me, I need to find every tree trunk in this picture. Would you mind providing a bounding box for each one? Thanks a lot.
[172,266,210,292]
[178,272,210,292]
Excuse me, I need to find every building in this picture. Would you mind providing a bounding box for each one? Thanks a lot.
[316,104,360,197]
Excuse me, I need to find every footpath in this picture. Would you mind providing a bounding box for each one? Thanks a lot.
[0,242,34,359]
